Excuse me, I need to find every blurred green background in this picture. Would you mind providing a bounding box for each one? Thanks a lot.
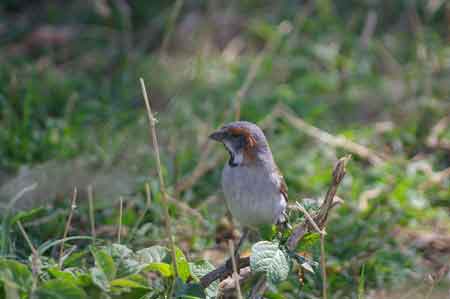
[0,1,449,298]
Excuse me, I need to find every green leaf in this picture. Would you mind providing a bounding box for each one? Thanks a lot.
[38,236,94,255]
[11,207,46,224]
[135,246,168,264]
[250,241,291,284]
[89,267,110,291]
[259,224,277,240]
[0,259,33,293]
[175,247,190,282]
[48,267,77,282]
[36,280,87,299]
[358,264,365,299]
[189,261,218,299]
[143,262,172,277]
[110,278,149,289]
[91,248,116,281]
[296,232,320,251]
[174,278,205,299]
[107,243,134,260]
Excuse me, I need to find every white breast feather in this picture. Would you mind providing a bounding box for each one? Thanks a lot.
[222,164,286,228]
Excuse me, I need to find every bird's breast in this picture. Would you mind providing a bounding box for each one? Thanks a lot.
[221,164,286,228]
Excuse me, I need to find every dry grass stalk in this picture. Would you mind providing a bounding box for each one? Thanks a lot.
[294,201,326,235]
[228,240,243,299]
[276,104,384,166]
[118,196,123,244]
[87,184,96,242]
[17,220,39,293]
[59,187,77,269]
[139,78,179,278]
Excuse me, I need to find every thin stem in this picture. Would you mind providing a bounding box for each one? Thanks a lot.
[139,78,179,279]
[160,0,184,55]
[59,187,77,269]
[228,240,243,299]
[295,202,326,235]
[118,197,123,244]
[320,233,328,299]
[128,183,152,243]
[17,221,39,295]
[87,185,96,243]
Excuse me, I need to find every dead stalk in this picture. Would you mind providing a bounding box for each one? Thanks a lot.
[295,201,326,235]
[139,78,179,278]
[276,104,384,166]
[59,187,77,269]
[17,221,39,294]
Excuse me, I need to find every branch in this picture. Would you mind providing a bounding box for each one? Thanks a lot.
[288,155,350,250]
[276,104,384,166]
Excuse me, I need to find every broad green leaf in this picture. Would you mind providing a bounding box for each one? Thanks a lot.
[91,248,116,281]
[143,262,172,277]
[0,259,33,293]
[135,246,168,264]
[48,267,77,282]
[107,243,134,259]
[175,247,190,282]
[250,241,291,284]
[119,258,141,277]
[106,243,139,277]
[90,267,110,291]
[36,280,87,299]
[189,261,218,299]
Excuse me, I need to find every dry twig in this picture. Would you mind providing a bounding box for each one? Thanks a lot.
[17,221,39,294]
[59,187,77,269]
[140,78,179,279]
[276,104,384,166]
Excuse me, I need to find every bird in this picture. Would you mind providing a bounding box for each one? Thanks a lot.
[209,121,288,253]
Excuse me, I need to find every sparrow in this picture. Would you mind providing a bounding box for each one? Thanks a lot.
[209,121,288,248]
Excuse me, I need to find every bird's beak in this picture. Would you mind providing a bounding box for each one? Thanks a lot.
[209,129,225,142]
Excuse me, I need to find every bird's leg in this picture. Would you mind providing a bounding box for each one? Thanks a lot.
[234,228,249,258]
[225,228,249,270]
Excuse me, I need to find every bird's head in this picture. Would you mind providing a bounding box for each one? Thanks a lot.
[209,121,270,167]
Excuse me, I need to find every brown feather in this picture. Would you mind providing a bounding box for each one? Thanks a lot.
[226,127,257,162]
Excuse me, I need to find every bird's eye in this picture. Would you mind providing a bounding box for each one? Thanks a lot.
[231,134,240,139]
